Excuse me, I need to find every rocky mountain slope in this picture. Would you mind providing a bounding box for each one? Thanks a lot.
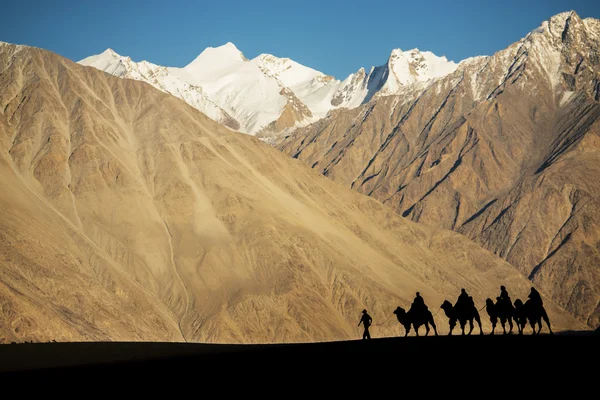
[275,11,600,329]
[79,43,458,139]
[0,41,582,343]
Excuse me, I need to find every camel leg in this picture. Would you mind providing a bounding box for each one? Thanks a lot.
[467,319,474,335]
[529,318,536,335]
[449,318,456,336]
[415,325,419,337]
[508,317,513,334]
[404,324,411,337]
[541,309,553,335]
[491,321,496,335]
[425,323,430,337]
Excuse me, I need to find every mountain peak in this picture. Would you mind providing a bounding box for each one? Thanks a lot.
[531,10,589,41]
[551,10,579,21]
[250,52,325,88]
[221,41,241,52]
[254,53,291,64]
[390,48,419,57]
[206,42,245,58]
[388,48,451,63]
[186,42,248,70]
[549,10,583,28]
[382,47,458,89]
[99,48,121,58]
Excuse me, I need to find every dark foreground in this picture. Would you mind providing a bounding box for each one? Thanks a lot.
[1,331,597,385]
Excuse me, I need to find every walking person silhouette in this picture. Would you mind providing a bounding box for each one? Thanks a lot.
[358,309,373,340]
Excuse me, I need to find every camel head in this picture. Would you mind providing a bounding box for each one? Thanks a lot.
[514,299,523,308]
[393,306,406,316]
[440,300,452,310]
[485,298,494,306]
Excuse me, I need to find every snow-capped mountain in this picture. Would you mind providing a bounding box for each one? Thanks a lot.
[251,53,340,119]
[328,48,459,109]
[174,43,291,134]
[78,49,240,130]
[379,48,458,93]
[79,43,459,137]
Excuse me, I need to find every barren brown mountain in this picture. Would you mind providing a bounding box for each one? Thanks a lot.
[276,11,600,329]
[0,40,584,344]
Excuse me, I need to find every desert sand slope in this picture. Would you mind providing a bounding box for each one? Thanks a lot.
[0,42,584,344]
[276,11,600,329]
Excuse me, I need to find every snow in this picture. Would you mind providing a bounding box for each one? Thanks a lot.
[78,48,235,127]
[78,43,464,137]
[526,25,562,89]
[179,44,289,133]
[78,48,129,77]
[379,48,458,95]
[74,10,600,140]
[291,78,344,117]
[530,22,548,36]
[0,40,26,56]
[251,54,324,87]
[183,42,248,83]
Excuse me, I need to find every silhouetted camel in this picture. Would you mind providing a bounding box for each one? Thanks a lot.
[485,299,498,334]
[393,305,438,337]
[486,297,515,335]
[513,299,553,335]
[496,296,515,334]
[440,299,483,335]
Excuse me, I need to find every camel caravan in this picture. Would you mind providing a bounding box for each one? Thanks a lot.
[390,286,553,337]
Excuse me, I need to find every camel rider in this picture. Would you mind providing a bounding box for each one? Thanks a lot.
[500,286,510,301]
[455,288,470,311]
[528,287,543,308]
[467,296,475,309]
[412,292,428,313]
[499,285,511,312]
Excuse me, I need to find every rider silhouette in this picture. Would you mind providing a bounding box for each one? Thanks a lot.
[500,286,510,301]
[467,296,475,308]
[455,288,469,310]
[528,287,543,307]
[498,286,511,313]
[358,309,373,340]
[412,292,428,313]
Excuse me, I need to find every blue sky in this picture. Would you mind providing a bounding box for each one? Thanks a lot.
[1,0,599,79]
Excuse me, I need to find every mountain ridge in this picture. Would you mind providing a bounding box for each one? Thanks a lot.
[276,10,600,329]
[77,42,460,138]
